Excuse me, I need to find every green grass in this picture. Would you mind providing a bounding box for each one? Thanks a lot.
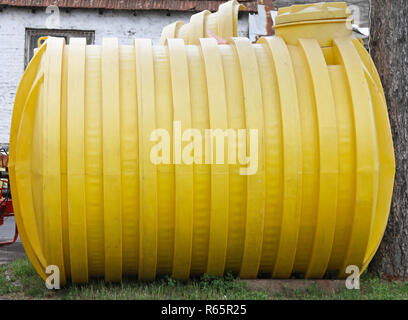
[1,258,407,300]
[0,258,45,298]
[271,274,408,300]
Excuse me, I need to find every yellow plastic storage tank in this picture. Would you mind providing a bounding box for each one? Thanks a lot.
[10,2,395,284]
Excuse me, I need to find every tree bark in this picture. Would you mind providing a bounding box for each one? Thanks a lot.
[369,0,408,279]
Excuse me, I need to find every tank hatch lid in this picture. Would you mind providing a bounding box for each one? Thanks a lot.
[275,2,351,26]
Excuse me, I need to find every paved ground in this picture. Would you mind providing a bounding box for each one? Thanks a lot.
[0,216,26,265]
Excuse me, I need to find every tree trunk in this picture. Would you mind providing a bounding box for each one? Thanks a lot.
[369,0,408,279]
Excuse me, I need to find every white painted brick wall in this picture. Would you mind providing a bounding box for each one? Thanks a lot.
[0,7,249,143]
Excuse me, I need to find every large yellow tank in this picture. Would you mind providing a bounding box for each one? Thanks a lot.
[10,2,395,284]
